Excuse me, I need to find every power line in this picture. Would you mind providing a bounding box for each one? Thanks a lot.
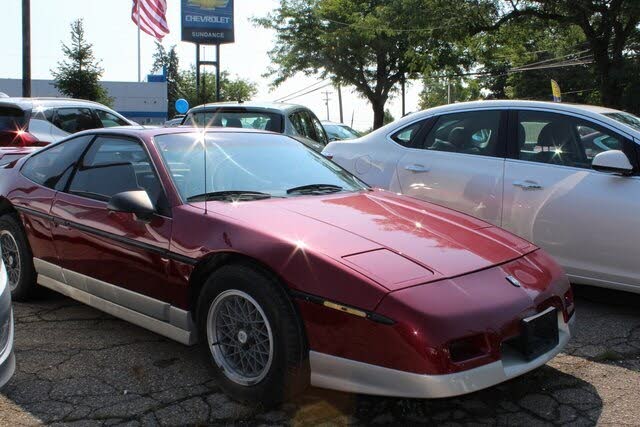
[274,78,330,102]
[277,82,332,103]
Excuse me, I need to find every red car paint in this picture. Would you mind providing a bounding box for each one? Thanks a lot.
[0,127,573,377]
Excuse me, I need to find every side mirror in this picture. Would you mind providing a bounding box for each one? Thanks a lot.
[107,190,155,220]
[592,150,634,176]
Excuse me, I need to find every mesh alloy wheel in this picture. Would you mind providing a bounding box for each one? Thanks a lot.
[207,289,274,386]
[0,231,21,292]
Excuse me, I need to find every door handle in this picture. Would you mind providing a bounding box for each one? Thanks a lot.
[513,180,543,191]
[404,164,430,173]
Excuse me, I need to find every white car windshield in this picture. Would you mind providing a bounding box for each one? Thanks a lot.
[604,112,640,132]
[155,132,368,202]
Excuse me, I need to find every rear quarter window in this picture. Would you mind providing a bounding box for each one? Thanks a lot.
[0,107,27,131]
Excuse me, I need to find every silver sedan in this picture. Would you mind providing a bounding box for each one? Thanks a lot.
[0,244,15,388]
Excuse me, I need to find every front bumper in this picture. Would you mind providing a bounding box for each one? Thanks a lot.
[310,312,575,398]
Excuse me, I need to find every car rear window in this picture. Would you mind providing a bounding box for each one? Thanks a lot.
[0,106,27,131]
[184,109,283,132]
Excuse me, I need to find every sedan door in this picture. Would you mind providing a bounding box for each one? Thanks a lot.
[502,109,640,292]
[395,110,507,225]
[50,135,177,303]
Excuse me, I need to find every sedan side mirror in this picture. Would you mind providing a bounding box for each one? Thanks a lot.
[108,190,155,220]
[592,150,634,176]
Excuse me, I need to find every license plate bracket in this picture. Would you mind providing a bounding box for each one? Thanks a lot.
[513,307,559,361]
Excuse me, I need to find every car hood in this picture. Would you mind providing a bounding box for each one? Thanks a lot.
[201,190,537,291]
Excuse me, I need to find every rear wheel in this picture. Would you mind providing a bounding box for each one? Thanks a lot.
[0,214,37,301]
[197,263,308,407]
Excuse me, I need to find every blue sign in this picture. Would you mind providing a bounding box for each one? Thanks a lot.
[181,0,235,45]
[175,99,189,114]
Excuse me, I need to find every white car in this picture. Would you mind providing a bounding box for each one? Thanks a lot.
[0,97,134,147]
[324,100,640,294]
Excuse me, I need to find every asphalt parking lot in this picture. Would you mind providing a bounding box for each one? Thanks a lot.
[0,286,638,427]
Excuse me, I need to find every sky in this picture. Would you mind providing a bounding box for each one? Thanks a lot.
[1,0,422,131]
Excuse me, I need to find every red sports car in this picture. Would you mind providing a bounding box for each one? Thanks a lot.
[0,127,575,405]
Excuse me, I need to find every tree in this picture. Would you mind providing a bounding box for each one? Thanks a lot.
[255,0,482,129]
[487,0,640,109]
[151,43,181,118]
[419,76,482,109]
[177,67,258,107]
[223,76,259,102]
[52,19,111,105]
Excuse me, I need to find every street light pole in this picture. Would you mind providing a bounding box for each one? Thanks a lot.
[22,0,31,97]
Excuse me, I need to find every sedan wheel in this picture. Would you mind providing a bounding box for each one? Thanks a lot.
[0,214,37,301]
[207,289,274,386]
[0,230,21,291]
[197,263,308,406]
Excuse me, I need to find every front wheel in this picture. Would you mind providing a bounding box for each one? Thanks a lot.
[0,214,37,301]
[197,264,308,407]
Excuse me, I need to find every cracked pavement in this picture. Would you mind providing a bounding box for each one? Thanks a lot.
[0,286,639,426]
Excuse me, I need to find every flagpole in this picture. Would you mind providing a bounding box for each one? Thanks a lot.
[137,1,141,82]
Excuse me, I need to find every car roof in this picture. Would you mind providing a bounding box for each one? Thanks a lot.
[187,101,307,115]
[380,100,640,138]
[72,126,280,140]
[321,121,350,126]
[0,97,113,110]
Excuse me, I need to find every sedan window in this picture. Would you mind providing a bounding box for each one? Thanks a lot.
[517,111,628,169]
[185,110,283,132]
[391,121,424,147]
[422,111,501,157]
[154,132,368,202]
[21,135,93,190]
[53,108,100,134]
[68,137,166,210]
[95,110,129,128]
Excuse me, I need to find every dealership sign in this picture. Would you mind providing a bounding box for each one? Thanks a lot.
[181,0,235,44]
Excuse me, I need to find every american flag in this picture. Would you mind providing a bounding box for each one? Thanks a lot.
[131,0,170,41]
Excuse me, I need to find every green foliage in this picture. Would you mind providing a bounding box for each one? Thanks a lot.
[51,19,111,106]
[151,43,182,118]
[255,0,485,129]
[150,42,258,115]
[488,0,640,111]
[419,77,482,109]
[176,67,258,107]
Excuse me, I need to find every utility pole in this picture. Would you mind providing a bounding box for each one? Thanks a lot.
[22,0,31,97]
[322,90,332,121]
[447,80,452,104]
[401,75,406,116]
[337,84,344,123]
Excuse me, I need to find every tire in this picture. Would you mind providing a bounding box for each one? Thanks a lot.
[197,263,309,407]
[0,213,37,301]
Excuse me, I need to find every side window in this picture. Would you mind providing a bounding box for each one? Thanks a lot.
[95,110,129,128]
[516,111,623,169]
[423,111,501,157]
[290,111,313,139]
[68,137,166,211]
[391,121,425,148]
[309,113,328,145]
[21,135,93,190]
[53,108,100,134]
[575,122,623,162]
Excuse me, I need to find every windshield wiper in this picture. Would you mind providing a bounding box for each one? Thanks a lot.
[187,191,272,202]
[286,184,344,195]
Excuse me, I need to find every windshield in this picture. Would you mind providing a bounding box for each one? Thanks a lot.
[603,112,640,132]
[325,124,360,140]
[154,132,368,202]
[184,110,283,133]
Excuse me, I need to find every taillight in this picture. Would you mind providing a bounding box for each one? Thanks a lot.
[0,130,41,147]
[563,286,575,316]
[15,130,40,146]
[323,152,334,160]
